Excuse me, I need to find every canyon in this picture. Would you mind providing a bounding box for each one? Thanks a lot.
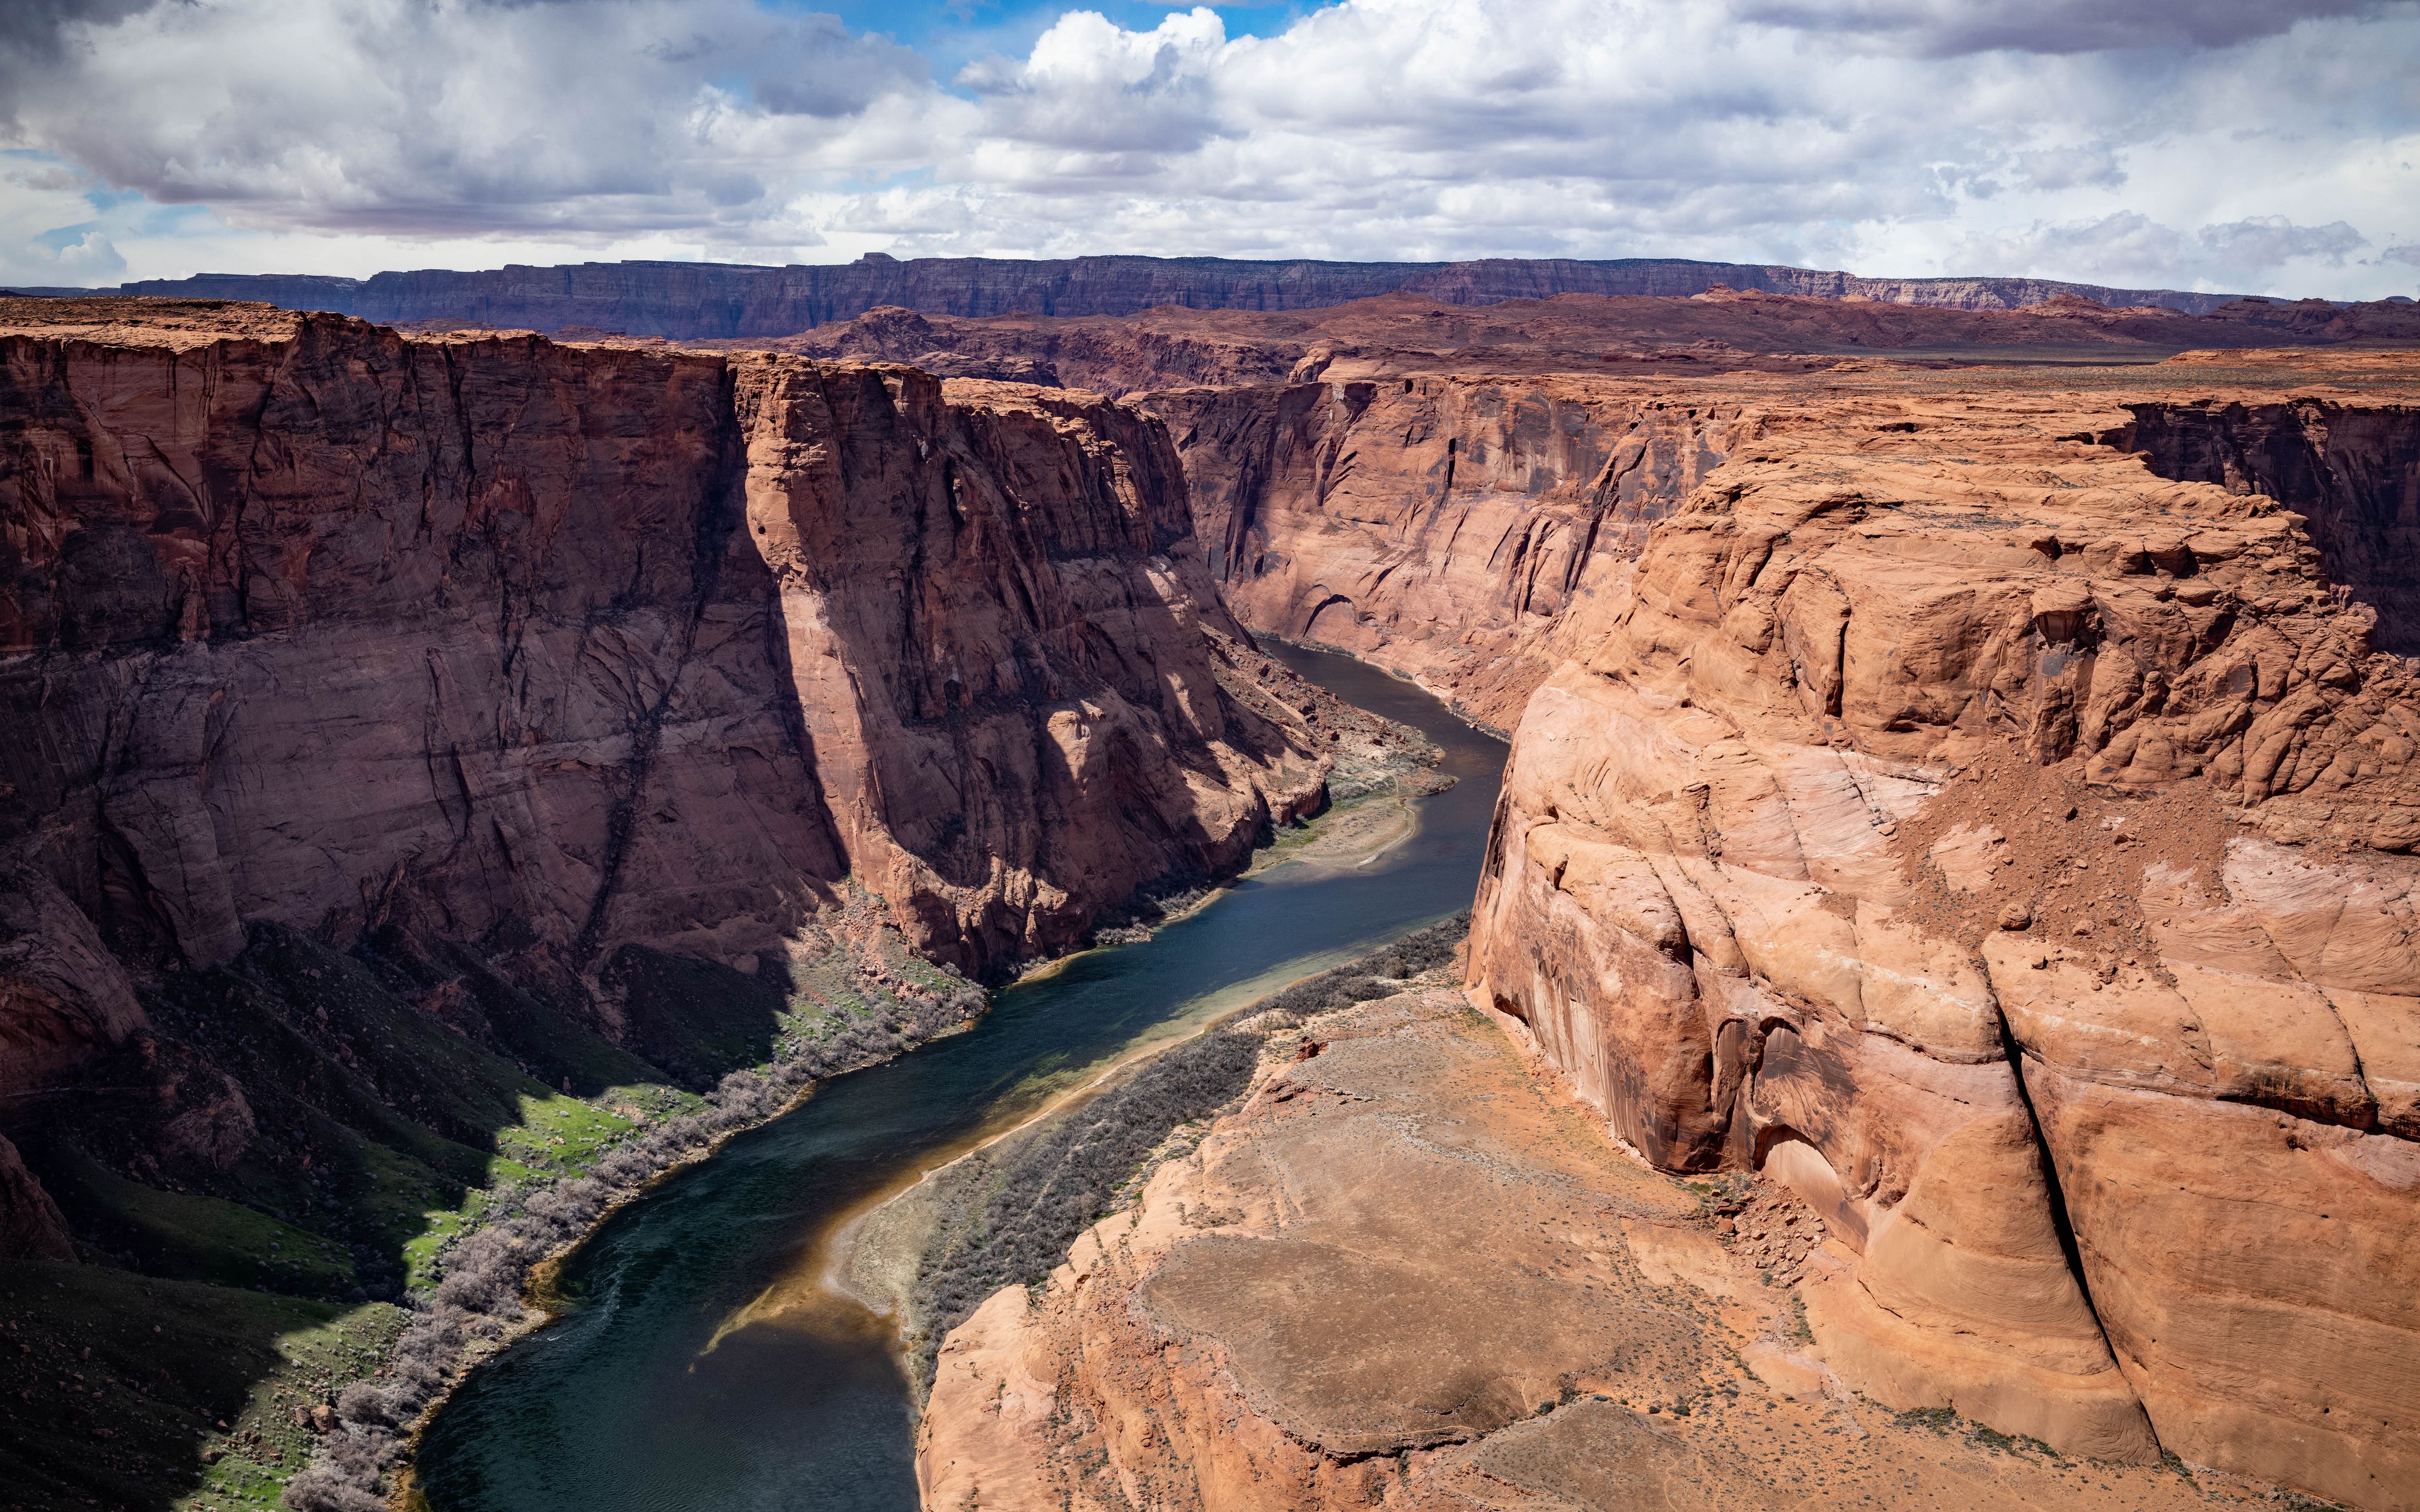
[0,297,1342,1509]
[4,280,2419,1512]
[878,303,2420,1509]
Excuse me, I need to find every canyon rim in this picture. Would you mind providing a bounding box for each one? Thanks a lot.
[4,6,2419,1501]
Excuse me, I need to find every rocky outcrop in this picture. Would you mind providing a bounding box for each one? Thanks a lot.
[917,986,2236,1512]
[84,255,2251,337]
[1464,384,2420,1507]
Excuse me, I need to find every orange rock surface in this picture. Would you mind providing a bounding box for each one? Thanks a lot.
[917,988,2273,1512]
[899,304,2420,1509]
[1464,355,2420,1507]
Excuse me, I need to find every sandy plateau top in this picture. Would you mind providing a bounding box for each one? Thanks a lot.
[0,295,309,348]
[6,295,2416,413]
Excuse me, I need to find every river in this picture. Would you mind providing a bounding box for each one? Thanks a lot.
[412,644,1507,1511]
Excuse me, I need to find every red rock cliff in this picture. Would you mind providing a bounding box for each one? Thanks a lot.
[1148,377,1753,728]
[1466,370,2420,1508]
[0,302,1322,1182]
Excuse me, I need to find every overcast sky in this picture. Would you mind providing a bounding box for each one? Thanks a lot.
[1,0,2415,297]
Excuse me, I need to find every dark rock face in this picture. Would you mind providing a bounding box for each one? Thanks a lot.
[2114,401,2420,653]
[81,255,2247,338]
[0,304,1323,1163]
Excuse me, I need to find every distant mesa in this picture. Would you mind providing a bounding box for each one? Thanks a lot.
[10,252,2252,340]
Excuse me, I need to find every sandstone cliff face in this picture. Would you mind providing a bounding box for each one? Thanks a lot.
[1465,384,2420,1507]
[0,302,1315,983]
[0,301,1323,1254]
[1148,379,1755,728]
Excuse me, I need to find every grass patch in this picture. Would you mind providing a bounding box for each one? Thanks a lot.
[13,903,984,1510]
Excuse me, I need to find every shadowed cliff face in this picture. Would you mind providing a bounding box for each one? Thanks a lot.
[0,301,1325,1264]
[2114,400,2420,653]
[1146,379,1755,728]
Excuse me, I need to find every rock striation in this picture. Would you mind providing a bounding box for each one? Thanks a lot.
[1151,378,1753,729]
[1465,375,2420,1507]
[0,297,1323,1248]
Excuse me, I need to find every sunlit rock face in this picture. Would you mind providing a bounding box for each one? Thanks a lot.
[1466,386,2420,1506]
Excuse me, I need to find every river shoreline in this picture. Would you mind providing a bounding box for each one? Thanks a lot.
[821,914,1475,1401]
[403,641,1507,1512]
[370,654,1453,1509]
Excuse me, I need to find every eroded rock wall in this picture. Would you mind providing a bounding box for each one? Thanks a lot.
[1465,392,2420,1508]
[0,306,1325,1248]
[1147,378,1756,727]
[0,312,1316,983]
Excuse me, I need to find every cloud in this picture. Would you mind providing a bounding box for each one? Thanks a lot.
[2199,215,2367,268]
[0,0,2413,298]
[4,0,932,236]
[49,229,124,277]
[1734,0,2403,57]
[2384,243,2420,267]
[2011,144,2126,192]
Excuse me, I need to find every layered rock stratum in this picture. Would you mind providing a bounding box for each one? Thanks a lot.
[0,298,1329,1336]
[32,253,2283,338]
[0,299,1322,987]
